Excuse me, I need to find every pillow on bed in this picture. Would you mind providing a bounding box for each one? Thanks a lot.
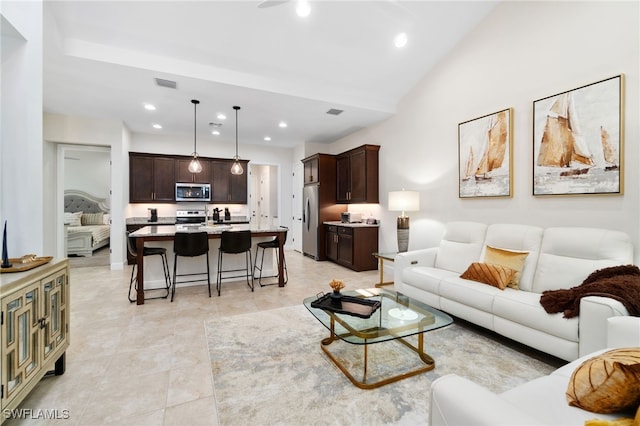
[81,212,104,226]
[65,211,83,226]
[102,213,111,225]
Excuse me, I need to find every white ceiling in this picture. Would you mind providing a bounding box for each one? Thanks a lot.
[43,0,498,150]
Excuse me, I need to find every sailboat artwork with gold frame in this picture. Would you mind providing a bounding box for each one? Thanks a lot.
[458,108,513,198]
[533,75,623,196]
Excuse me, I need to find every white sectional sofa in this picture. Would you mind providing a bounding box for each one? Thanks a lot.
[394,222,634,361]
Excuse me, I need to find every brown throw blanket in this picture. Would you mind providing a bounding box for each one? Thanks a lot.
[540,265,640,318]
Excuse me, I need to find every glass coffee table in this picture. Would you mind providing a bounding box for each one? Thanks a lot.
[303,287,453,389]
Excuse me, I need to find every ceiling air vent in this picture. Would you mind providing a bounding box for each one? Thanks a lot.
[154,78,177,89]
[326,108,344,116]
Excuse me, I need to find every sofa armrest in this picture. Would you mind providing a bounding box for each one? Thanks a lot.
[430,374,542,426]
[607,316,640,348]
[393,248,437,282]
[579,296,629,357]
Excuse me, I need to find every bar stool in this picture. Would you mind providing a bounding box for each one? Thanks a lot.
[172,232,211,302]
[126,231,171,303]
[253,226,288,287]
[217,230,254,296]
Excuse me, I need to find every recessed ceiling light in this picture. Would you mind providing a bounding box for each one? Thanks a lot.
[264,136,271,141]
[144,103,156,111]
[296,0,311,17]
[394,32,408,48]
[278,121,288,128]
[217,113,227,120]
[212,130,220,136]
[152,123,162,129]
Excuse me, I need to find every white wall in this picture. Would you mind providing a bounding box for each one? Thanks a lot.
[1,1,44,256]
[63,148,111,199]
[331,1,640,262]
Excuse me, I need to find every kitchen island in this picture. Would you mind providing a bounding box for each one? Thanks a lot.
[129,224,287,305]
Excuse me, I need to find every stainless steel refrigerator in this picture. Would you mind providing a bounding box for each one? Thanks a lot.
[302,183,346,260]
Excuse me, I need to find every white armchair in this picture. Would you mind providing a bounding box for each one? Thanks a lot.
[429,316,640,426]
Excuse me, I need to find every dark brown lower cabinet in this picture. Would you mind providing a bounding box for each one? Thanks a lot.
[325,224,378,272]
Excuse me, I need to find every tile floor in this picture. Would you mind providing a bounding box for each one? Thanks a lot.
[7,251,380,425]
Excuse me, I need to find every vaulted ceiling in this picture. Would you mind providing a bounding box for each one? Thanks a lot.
[43,1,498,149]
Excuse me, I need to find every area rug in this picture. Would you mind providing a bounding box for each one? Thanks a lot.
[205,305,558,425]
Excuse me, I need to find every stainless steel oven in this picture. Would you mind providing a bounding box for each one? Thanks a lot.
[175,210,206,224]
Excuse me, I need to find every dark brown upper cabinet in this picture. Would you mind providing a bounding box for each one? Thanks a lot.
[210,159,248,204]
[175,158,211,183]
[336,144,380,204]
[129,152,248,204]
[129,153,175,203]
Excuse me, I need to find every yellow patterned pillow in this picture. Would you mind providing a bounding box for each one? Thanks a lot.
[484,245,529,289]
[567,348,640,414]
[460,262,516,290]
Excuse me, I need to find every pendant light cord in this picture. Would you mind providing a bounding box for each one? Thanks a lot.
[192,99,200,155]
[233,106,240,158]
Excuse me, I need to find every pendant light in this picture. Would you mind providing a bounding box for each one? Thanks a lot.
[231,105,244,175]
[188,99,203,173]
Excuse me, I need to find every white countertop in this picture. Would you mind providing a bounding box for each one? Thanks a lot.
[323,221,379,228]
[129,223,285,237]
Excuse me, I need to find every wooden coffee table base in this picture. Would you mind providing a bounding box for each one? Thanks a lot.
[320,317,435,389]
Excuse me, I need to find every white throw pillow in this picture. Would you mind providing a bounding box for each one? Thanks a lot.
[65,211,83,226]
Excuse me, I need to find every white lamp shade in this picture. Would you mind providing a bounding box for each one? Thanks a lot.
[388,190,420,212]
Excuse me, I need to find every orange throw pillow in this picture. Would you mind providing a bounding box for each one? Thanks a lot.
[460,262,516,290]
[567,348,640,414]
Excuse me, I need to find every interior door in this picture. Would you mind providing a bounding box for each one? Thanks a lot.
[258,167,270,229]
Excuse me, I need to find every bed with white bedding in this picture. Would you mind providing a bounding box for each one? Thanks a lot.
[64,190,110,257]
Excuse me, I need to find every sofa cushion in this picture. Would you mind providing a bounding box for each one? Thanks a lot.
[532,227,633,294]
[566,348,640,413]
[434,222,487,273]
[493,289,579,342]
[482,224,543,292]
[484,246,529,289]
[440,275,500,312]
[460,262,516,290]
[401,266,458,294]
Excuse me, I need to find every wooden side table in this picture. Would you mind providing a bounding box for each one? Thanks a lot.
[373,252,397,287]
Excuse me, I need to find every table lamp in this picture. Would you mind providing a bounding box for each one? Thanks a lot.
[388,190,420,252]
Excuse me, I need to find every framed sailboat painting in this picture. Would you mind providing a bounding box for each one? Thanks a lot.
[458,108,512,198]
[533,75,623,196]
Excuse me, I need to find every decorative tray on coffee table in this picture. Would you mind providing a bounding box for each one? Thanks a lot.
[310,293,382,319]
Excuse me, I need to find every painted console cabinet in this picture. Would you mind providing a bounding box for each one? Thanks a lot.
[0,259,70,421]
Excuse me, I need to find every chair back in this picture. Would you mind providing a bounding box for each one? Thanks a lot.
[220,230,252,254]
[174,232,209,257]
[279,226,288,245]
[126,231,137,258]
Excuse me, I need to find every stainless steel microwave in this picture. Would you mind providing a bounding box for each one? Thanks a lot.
[175,183,211,202]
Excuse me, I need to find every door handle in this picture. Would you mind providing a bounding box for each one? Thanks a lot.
[303,198,307,223]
